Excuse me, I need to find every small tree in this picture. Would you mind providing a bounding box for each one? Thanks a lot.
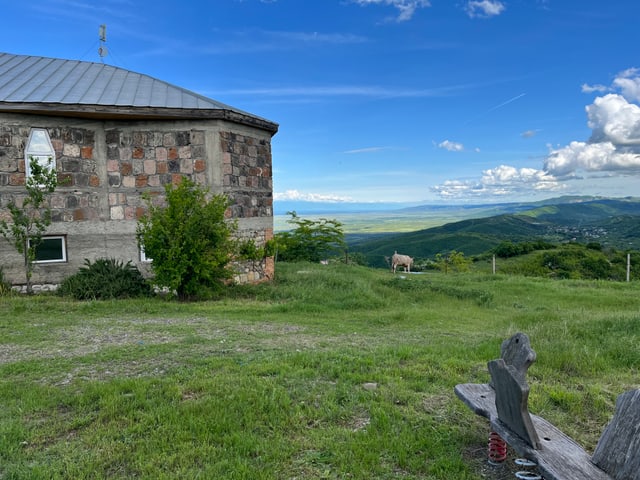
[274,211,345,262]
[435,250,471,273]
[136,179,237,300]
[0,156,58,293]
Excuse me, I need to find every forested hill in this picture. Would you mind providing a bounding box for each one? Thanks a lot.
[348,197,640,267]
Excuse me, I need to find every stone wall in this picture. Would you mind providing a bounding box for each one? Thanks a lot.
[0,115,275,286]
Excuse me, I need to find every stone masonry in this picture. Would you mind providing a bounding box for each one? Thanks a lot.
[0,117,275,285]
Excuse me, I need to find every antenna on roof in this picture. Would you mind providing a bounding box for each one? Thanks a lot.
[98,24,108,62]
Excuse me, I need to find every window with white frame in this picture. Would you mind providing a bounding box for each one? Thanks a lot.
[25,128,56,177]
[140,245,152,263]
[29,236,67,263]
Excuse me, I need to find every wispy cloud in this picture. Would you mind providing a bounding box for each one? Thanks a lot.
[211,81,487,100]
[438,140,464,152]
[486,93,526,113]
[465,0,506,18]
[342,146,390,154]
[350,0,432,22]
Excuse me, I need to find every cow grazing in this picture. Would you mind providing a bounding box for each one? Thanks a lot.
[391,251,414,273]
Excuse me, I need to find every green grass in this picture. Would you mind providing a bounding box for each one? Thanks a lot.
[1,263,639,479]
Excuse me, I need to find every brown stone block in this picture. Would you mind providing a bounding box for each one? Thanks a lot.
[89,175,100,187]
[136,207,146,219]
[121,162,133,175]
[157,161,168,174]
[171,174,183,185]
[9,173,25,186]
[133,147,145,159]
[194,159,206,172]
[136,175,148,188]
[81,146,93,159]
[168,147,178,160]
[73,209,84,221]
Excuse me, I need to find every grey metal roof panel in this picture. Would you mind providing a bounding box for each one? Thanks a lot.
[0,52,277,132]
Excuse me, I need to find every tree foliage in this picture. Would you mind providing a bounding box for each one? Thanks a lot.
[137,179,237,300]
[493,239,555,258]
[274,211,346,262]
[434,250,472,273]
[500,243,638,280]
[0,156,58,293]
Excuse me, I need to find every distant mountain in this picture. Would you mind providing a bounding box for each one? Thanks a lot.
[348,197,640,267]
[273,200,418,215]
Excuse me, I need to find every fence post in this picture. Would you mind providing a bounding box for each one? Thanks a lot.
[628,253,631,282]
[492,255,496,275]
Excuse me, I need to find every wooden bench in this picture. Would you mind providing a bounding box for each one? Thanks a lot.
[455,332,640,480]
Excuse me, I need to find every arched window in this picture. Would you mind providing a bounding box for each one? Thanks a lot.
[25,128,56,177]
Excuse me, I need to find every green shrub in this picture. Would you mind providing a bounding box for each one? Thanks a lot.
[137,179,236,300]
[59,258,152,300]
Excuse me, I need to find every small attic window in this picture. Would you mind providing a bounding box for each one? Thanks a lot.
[25,128,56,177]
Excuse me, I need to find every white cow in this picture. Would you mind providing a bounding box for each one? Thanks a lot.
[391,251,414,273]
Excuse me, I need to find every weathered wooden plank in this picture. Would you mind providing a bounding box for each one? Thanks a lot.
[498,332,536,380]
[592,389,640,480]
[455,383,613,480]
[488,358,540,449]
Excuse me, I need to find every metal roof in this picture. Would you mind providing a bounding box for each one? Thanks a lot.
[0,52,277,133]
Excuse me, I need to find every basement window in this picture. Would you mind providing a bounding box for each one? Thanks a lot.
[29,236,67,263]
[25,128,56,177]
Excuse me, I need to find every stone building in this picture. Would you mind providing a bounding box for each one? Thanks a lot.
[0,52,278,288]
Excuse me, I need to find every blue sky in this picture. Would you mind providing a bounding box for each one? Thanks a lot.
[3,0,640,206]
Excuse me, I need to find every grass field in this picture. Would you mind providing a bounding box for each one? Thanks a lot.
[1,263,639,479]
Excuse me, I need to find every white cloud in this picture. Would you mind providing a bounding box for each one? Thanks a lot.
[613,68,640,103]
[582,83,608,94]
[431,165,562,199]
[351,0,431,22]
[586,94,640,145]
[438,140,464,151]
[482,165,559,189]
[521,130,538,138]
[544,141,640,176]
[465,0,505,18]
[274,189,354,203]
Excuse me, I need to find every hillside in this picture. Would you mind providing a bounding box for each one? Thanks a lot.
[348,197,640,267]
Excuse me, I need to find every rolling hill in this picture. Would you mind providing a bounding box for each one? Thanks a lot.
[347,197,640,267]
